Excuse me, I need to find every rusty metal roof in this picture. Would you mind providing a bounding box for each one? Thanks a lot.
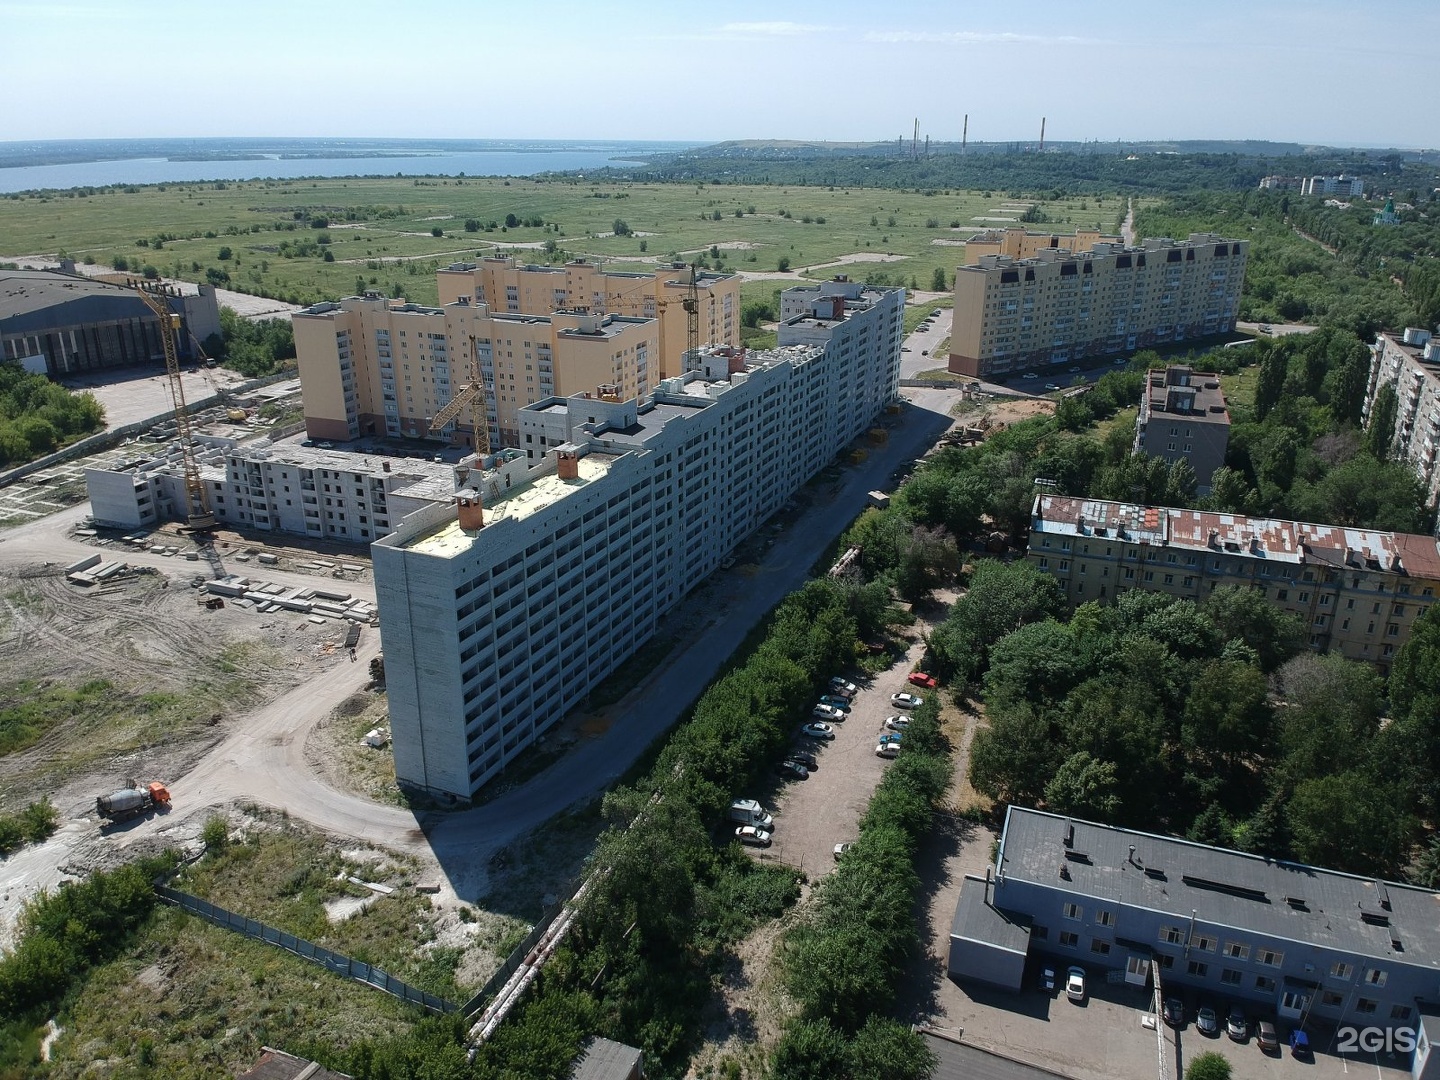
[1034,495,1440,579]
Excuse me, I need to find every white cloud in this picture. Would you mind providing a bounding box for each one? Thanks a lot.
[866,29,1102,45]
[716,21,831,37]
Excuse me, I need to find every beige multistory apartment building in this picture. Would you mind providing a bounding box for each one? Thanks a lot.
[948,233,1246,380]
[1363,328,1440,532]
[961,227,1120,265]
[1134,365,1231,494]
[437,258,739,379]
[293,293,656,449]
[1028,494,1440,675]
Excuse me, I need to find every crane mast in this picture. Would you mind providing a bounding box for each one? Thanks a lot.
[427,334,491,455]
[134,285,214,530]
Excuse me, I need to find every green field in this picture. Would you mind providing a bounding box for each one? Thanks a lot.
[1,177,1129,308]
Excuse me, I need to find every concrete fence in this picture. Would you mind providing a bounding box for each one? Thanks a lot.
[155,884,456,1015]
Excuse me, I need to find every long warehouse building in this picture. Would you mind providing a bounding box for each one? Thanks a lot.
[372,283,904,798]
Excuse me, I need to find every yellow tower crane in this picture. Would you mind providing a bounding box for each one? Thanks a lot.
[426,334,491,456]
[133,285,215,530]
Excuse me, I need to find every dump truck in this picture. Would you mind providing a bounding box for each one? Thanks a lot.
[96,782,171,823]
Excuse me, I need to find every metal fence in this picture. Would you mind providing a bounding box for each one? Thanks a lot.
[458,877,582,1019]
[155,884,455,1014]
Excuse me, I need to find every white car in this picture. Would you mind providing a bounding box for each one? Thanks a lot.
[891,692,923,710]
[812,704,845,722]
[1066,966,1087,1002]
[800,722,836,741]
[884,716,911,732]
[875,742,899,759]
[833,842,853,860]
[735,825,772,847]
[828,677,858,696]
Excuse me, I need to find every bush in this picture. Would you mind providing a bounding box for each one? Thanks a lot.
[1187,1051,1232,1080]
[201,814,229,853]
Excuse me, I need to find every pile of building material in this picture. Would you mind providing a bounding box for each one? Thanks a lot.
[202,577,377,623]
[65,553,131,587]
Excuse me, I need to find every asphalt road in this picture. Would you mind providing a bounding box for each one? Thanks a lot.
[0,387,965,902]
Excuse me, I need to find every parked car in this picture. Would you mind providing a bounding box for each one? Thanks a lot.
[775,759,810,781]
[884,716,911,732]
[1068,366,1081,373]
[878,732,903,745]
[1113,357,1127,365]
[1045,383,1061,391]
[1256,1020,1279,1052]
[317,441,335,449]
[300,439,316,447]
[875,742,899,759]
[1038,967,1056,993]
[828,677,858,696]
[907,672,938,689]
[1023,371,1038,379]
[833,842,853,861]
[787,749,818,769]
[891,692,923,710]
[1163,998,1185,1027]
[1226,1005,1248,1041]
[800,722,835,740]
[1065,966,1086,1002]
[818,695,852,712]
[921,349,929,356]
[1289,1030,1310,1059]
[812,704,846,722]
[735,825,772,847]
[932,309,944,317]
[1197,1006,1219,1036]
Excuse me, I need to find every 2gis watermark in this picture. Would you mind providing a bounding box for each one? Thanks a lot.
[1337,1026,1421,1055]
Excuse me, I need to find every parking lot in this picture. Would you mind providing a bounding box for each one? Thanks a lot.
[737,637,930,881]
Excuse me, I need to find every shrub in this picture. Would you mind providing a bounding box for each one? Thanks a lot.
[1187,1052,1232,1080]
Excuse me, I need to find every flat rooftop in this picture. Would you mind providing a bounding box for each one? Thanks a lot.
[1143,366,1229,423]
[402,452,619,557]
[1034,495,1440,578]
[0,268,152,320]
[999,806,1440,968]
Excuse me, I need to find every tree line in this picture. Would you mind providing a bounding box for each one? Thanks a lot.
[0,362,106,467]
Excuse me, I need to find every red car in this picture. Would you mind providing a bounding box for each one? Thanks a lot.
[908,672,938,689]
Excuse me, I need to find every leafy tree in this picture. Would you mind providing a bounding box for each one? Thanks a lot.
[464,218,480,232]
[928,559,1064,684]
[1253,346,1288,421]
[969,701,1058,805]
[771,1018,850,1080]
[1187,1051,1233,1080]
[895,524,960,602]
[848,1015,938,1080]
[1364,383,1397,460]
[612,219,632,236]
[1044,751,1121,819]
[778,256,792,272]
[1287,772,1415,874]
[930,267,948,292]
[216,246,232,261]
[1202,586,1302,671]
[504,213,520,228]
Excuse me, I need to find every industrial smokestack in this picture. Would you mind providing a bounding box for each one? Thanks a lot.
[1040,116,1046,152]
[962,114,968,154]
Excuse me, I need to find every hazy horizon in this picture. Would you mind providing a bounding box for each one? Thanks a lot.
[6,0,1438,148]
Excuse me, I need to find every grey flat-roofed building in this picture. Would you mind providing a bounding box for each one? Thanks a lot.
[951,805,1440,1036]
[0,269,220,376]
[948,873,1032,989]
[571,1036,645,1080]
[1134,365,1231,494]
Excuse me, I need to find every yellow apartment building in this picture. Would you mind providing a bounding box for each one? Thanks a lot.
[293,292,656,448]
[1028,494,1440,675]
[437,257,739,379]
[948,233,1246,380]
[962,227,1120,264]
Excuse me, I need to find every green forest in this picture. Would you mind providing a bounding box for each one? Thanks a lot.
[0,364,105,467]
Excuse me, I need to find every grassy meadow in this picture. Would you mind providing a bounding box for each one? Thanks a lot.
[1,175,1130,308]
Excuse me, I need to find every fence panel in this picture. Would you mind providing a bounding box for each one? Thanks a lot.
[155,885,455,1014]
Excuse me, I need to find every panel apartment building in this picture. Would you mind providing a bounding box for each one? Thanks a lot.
[293,293,656,449]
[1133,365,1231,494]
[85,438,464,542]
[951,806,1440,1049]
[371,286,903,798]
[437,258,740,380]
[948,233,1246,380]
[1028,494,1440,673]
[1364,328,1440,532]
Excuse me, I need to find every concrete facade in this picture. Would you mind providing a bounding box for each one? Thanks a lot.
[1027,494,1440,675]
[961,227,1121,265]
[947,233,1246,380]
[84,439,463,543]
[372,297,903,798]
[293,293,656,449]
[952,807,1439,1038]
[0,269,221,376]
[1134,365,1231,494]
[436,258,740,380]
[1364,330,1440,530]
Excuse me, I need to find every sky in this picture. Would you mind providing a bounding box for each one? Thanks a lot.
[3,0,1437,148]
